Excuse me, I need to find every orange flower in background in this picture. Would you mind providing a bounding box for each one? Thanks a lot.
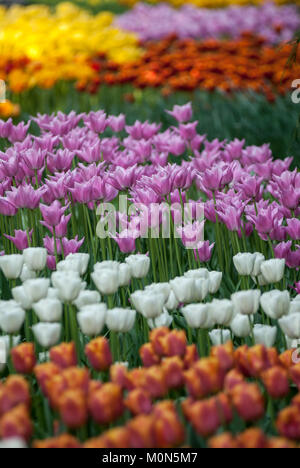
[140,342,161,367]
[183,344,199,369]
[0,404,32,441]
[88,383,124,425]
[261,366,290,399]
[50,342,77,369]
[149,327,170,356]
[0,100,20,119]
[124,389,152,415]
[84,427,130,449]
[210,340,234,372]
[161,356,184,389]
[208,433,239,449]
[127,414,156,448]
[231,383,265,422]
[236,428,267,449]
[33,434,81,449]
[277,406,300,440]
[152,404,185,448]
[34,362,61,396]
[59,389,88,429]
[85,337,112,372]
[110,363,130,389]
[224,369,245,393]
[11,342,36,374]
[0,375,30,416]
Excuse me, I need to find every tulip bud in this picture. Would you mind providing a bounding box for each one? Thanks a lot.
[0,304,25,334]
[279,314,300,339]
[0,404,32,441]
[210,299,233,326]
[251,252,265,276]
[118,263,131,287]
[106,308,136,333]
[130,290,165,319]
[51,272,82,303]
[32,323,61,348]
[33,298,63,323]
[59,389,88,429]
[230,314,251,338]
[73,290,101,309]
[125,254,150,279]
[231,290,261,315]
[147,308,173,330]
[23,278,50,303]
[233,253,256,276]
[253,324,277,348]
[260,259,285,284]
[260,290,290,320]
[50,342,77,369]
[85,337,112,371]
[231,383,264,422]
[12,286,33,310]
[91,269,119,295]
[261,366,289,399]
[181,304,209,329]
[77,303,107,336]
[170,277,195,304]
[209,329,231,346]
[88,383,124,425]
[0,254,23,280]
[11,343,36,374]
[23,248,47,271]
[208,271,222,294]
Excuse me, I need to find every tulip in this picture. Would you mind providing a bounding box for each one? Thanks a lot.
[20,264,36,283]
[118,263,131,287]
[47,288,59,299]
[260,259,285,284]
[59,389,88,429]
[279,314,300,339]
[147,308,173,330]
[181,304,209,329]
[91,269,119,295]
[85,337,112,372]
[184,268,209,279]
[125,254,150,279]
[0,254,23,280]
[208,271,222,294]
[106,308,136,333]
[51,272,82,302]
[193,278,210,302]
[0,335,20,372]
[233,253,256,276]
[11,343,36,374]
[290,300,300,314]
[50,342,77,369]
[12,286,33,310]
[73,290,101,309]
[33,298,63,323]
[231,290,261,316]
[230,314,251,338]
[165,290,179,311]
[65,253,89,275]
[209,329,231,346]
[0,438,27,449]
[210,299,233,326]
[32,323,61,348]
[145,283,171,303]
[260,290,290,320]
[23,248,47,271]
[253,325,277,347]
[251,252,265,276]
[23,278,50,303]
[130,290,165,319]
[0,305,25,334]
[77,304,107,336]
[170,277,195,304]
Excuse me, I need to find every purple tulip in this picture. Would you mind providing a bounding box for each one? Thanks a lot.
[4,229,33,250]
[40,200,69,226]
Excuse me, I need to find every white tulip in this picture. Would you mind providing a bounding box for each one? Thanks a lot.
[260,259,285,284]
[0,254,23,280]
[33,298,63,323]
[260,290,290,320]
[91,269,119,295]
[251,252,265,276]
[23,278,50,303]
[47,288,60,299]
[193,278,210,302]
[210,299,233,326]
[184,268,209,279]
[170,277,195,304]
[290,300,300,314]
[256,274,269,287]
[253,324,277,347]
[0,335,20,371]
[73,290,101,309]
[65,253,89,275]
[106,308,136,333]
[231,290,261,316]
[279,314,300,339]
[32,323,61,348]
[145,283,171,302]
[209,329,231,346]
[125,254,150,279]
[208,271,222,294]
[165,290,179,310]
[0,305,25,334]
[181,304,209,329]
[148,308,173,329]
[285,336,300,350]
[23,247,47,271]
[12,286,33,310]
[20,264,36,282]
[233,253,256,276]
[77,303,107,336]
[51,271,82,302]
[230,314,251,338]
[118,263,131,287]
[295,295,300,302]
[57,258,83,274]
[130,290,165,319]
[0,437,27,449]
[94,261,120,272]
